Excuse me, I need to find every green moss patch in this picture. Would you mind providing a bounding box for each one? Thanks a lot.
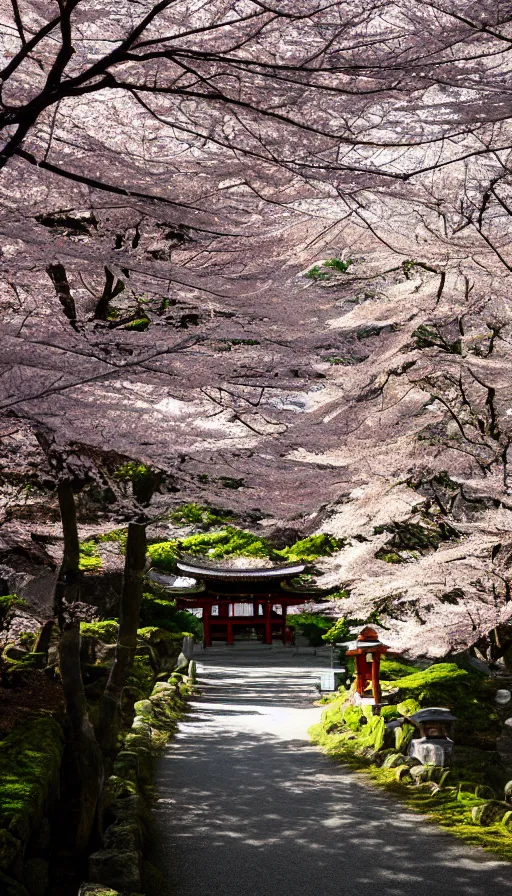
[170,503,232,529]
[0,715,64,833]
[79,540,102,572]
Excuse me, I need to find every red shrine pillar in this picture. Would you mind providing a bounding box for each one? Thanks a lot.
[203,605,212,648]
[264,599,272,645]
[371,652,381,704]
[281,603,287,644]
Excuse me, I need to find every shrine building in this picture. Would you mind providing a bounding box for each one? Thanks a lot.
[148,556,315,647]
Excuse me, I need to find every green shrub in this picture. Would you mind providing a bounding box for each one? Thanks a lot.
[80,620,119,643]
[147,540,180,572]
[287,612,332,646]
[278,534,344,562]
[139,592,203,640]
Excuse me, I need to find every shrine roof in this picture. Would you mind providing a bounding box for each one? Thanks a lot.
[176,556,306,581]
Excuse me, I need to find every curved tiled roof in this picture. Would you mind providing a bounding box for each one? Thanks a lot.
[176,556,305,581]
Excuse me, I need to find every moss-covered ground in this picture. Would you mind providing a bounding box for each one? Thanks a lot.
[309,658,512,861]
[147,527,344,571]
[0,714,64,832]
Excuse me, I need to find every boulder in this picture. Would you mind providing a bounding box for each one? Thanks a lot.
[504,780,512,803]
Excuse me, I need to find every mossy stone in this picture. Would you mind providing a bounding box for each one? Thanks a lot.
[395,765,412,782]
[0,871,30,896]
[471,801,509,826]
[0,828,20,871]
[501,810,512,831]
[88,847,142,893]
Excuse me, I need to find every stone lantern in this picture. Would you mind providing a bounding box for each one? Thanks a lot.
[407,707,457,766]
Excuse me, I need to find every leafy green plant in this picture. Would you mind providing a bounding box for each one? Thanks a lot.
[304,265,330,281]
[115,462,152,484]
[324,257,352,272]
[278,534,344,562]
[304,258,352,280]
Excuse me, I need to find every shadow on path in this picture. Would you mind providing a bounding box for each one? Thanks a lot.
[150,647,512,896]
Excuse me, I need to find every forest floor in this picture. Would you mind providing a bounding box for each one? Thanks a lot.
[150,644,512,896]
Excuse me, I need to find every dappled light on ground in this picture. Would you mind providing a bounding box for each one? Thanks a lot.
[151,646,512,896]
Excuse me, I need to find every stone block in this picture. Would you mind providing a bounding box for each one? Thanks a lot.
[88,847,142,893]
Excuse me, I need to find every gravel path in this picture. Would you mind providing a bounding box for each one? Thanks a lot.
[151,644,512,896]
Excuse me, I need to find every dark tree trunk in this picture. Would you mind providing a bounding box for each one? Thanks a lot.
[46,263,77,328]
[98,521,147,753]
[60,620,104,853]
[94,266,125,320]
[33,617,54,657]
[55,479,104,853]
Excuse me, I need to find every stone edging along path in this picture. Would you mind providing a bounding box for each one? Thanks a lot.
[79,661,196,896]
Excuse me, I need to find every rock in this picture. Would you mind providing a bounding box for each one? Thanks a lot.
[0,872,30,896]
[174,651,188,671]
[495,689,511,705]
[471,801,509,826]
[395,765,412,782]
[88,848,142,893]
[504,718,512,728]
[0,829,21,871]
[504,781,512,803]
[23,858,49,896]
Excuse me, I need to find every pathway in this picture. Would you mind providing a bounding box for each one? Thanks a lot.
[151,644,512,896]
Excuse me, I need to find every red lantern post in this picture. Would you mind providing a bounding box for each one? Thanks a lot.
[346,627,392,704]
